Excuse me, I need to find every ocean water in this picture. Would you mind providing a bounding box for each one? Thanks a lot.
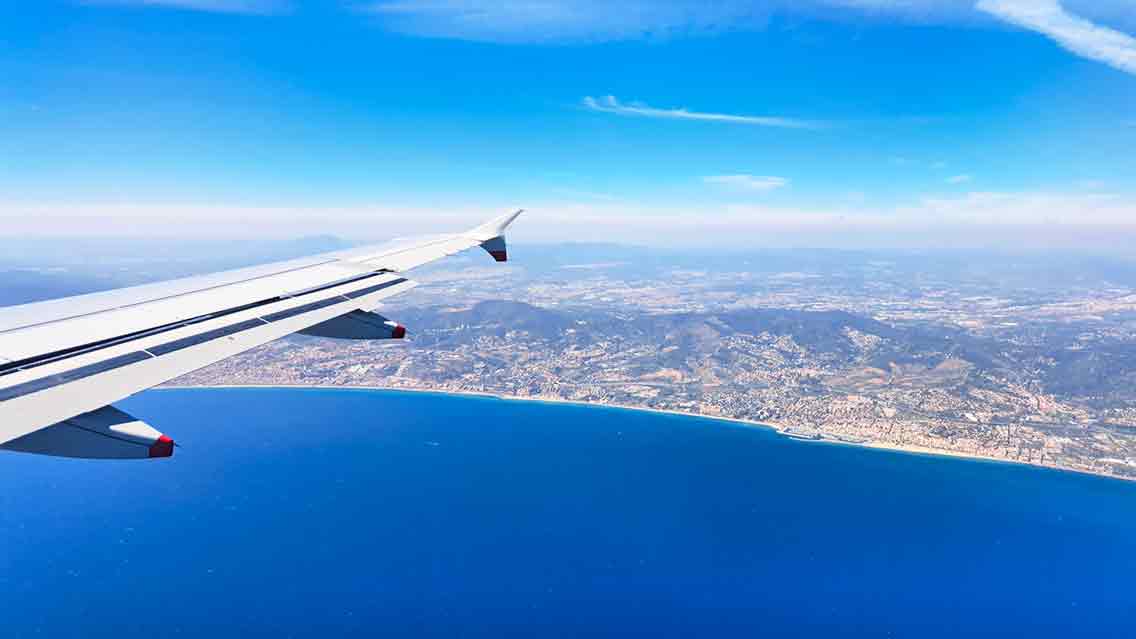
[2,388,1135,638]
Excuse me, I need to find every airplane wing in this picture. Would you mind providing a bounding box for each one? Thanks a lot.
[0,210,522,460]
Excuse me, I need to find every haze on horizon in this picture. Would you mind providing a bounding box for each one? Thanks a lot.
[1,1,1134,250]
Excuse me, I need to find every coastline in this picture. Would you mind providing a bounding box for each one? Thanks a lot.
[156,383,1130,482]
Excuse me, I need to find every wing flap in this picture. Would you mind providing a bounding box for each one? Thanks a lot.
[0,404,173,459]
[298,310,407,340]
[0,261,371,363]
[0,210,522,361]
[0,275,416,445]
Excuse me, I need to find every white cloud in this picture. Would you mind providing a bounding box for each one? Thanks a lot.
[945,174,972,184]
[0,201,490,240]
[363,1,1054,43]
[977,0,1136,75]
[533,191,1136,249]
[366,1,767,43]
[582,95,817,129]
[6,191,1134,250]
[362,1,1136,44]
[703,174,790,191]
[83,1,1136,43]
[81,0,286,13]
[907,190,1133,228]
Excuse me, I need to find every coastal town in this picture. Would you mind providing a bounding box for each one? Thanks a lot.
[169,246,1136,480]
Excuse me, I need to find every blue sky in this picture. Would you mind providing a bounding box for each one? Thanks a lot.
[1,1,1134,248]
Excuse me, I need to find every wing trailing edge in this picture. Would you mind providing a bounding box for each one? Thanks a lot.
[0,210,524,460]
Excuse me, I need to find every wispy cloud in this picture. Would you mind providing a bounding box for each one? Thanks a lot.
[703,175,790,191]
[362,1,1011,44]
[945,174,972,184]
[582,96,818,129]
[977,0,1136,75]
[81,0,287,13]
[365,1,767,43]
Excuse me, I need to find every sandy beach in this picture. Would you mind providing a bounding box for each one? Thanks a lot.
[155,381,1122,480]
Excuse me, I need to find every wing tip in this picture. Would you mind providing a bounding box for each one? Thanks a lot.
[470,209,524,241]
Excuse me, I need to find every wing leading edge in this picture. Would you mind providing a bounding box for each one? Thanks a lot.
[0,210,523,459]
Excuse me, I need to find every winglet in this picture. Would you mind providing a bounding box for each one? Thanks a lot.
[470,209,522,262]
[469,209,523,242]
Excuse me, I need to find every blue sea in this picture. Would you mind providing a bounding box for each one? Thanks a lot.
[2,388,1135,637]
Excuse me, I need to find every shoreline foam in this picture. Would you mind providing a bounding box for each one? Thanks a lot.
[156,383,1132,482]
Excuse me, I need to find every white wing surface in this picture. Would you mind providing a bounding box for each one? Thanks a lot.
[0,210,522,459]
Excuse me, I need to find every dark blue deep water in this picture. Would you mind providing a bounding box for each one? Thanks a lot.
[2,388,1135,637]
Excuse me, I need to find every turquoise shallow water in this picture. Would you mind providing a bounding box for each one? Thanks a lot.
[2,387,1135,637]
